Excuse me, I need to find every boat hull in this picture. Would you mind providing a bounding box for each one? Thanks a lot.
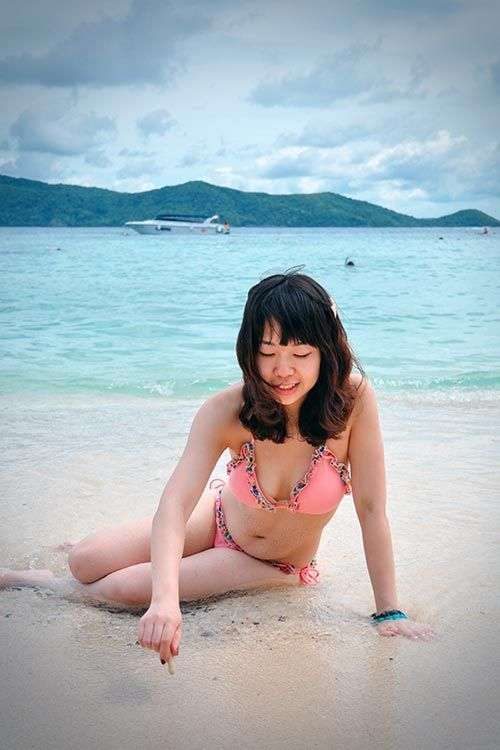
[125,221,229,235]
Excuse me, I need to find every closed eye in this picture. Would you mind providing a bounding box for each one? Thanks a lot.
[258,352,311,357]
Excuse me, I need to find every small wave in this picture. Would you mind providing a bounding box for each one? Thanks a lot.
[103,377,231,399]
[141,382,174,397]
[372,370,500,392]
[378,389,500,406]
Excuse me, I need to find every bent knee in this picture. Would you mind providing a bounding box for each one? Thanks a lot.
[67,543,102,584]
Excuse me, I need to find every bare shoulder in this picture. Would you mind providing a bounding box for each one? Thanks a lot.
[348,372,377,424]
[195,382,244,442]
[203,382,243,417]
[349,370,367,392]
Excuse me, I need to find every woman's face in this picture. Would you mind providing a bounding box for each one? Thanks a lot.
[256,320,321,407]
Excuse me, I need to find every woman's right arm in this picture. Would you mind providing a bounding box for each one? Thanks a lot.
[150,395,227,603]
[137,392,230,661]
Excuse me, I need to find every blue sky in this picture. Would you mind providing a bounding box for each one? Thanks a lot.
[0,0,499,218]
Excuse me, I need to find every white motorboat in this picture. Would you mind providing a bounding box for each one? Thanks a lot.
[125,213,230,235]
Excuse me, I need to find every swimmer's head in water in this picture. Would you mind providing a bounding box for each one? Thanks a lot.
[236,268,364,445]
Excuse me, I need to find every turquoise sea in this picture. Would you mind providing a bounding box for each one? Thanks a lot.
[1,225,499,401]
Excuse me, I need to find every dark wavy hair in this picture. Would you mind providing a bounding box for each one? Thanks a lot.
[236,269,364,446]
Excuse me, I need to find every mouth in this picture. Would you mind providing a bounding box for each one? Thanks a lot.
[271,382,300,395]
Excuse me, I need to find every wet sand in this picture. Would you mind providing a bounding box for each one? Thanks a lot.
[1,394,499,750]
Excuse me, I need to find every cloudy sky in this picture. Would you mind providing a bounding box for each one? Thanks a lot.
[0,0,499,217]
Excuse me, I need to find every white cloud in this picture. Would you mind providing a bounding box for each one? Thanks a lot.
[277,121,373,149]
[84,150,112,168]
[119,148,155,158]
[0,0,207,88]
[254,131,469,189]
[0,151,62,182]
[137,109,176,139]
[9,104,116,156]
[491,59,500,92]
[111,176,157,193]
[250,44,387,107]
[116,159,164,179]
[365,130,467,173]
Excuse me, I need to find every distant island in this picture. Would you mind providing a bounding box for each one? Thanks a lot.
[0,174,498,228]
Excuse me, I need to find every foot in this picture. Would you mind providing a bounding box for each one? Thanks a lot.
[0,568,57,590]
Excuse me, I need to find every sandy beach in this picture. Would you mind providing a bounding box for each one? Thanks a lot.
[1,393,499,750]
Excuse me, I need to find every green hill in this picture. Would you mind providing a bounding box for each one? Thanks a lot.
[0,174,498,227]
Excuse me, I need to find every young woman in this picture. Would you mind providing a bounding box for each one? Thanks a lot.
[1,271,434,664]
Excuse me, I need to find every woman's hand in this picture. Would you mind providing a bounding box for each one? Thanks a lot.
[375,618,435,640]
[137,600,182,664]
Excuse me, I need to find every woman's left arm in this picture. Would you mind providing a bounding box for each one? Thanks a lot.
[348,380,434,640]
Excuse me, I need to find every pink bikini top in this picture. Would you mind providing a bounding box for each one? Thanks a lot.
[226,437,352,515]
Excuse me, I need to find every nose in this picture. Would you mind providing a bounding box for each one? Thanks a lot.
[273,356,295,377]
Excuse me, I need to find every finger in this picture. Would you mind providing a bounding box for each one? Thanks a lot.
[403,626,420,640]
[380,621,398,632]
[159,627,175,663]
[412,627,429,639]
[389,622,404,636]
[142,622,155,649]
[416,626,435,640]
[137,616,147,645]
[378,624,397,637]
[421,625,435,637]
[376,624,389,636]
[136,625,143,645]
[396,623,416,638]
[411,624,431,639]
[171,625,182,656]
[151,621,165,653]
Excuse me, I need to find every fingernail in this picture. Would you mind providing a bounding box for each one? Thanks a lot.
[161,659,166,665]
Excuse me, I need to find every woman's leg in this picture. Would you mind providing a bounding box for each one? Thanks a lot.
[1,547,298,606]
[67,489,217,584]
